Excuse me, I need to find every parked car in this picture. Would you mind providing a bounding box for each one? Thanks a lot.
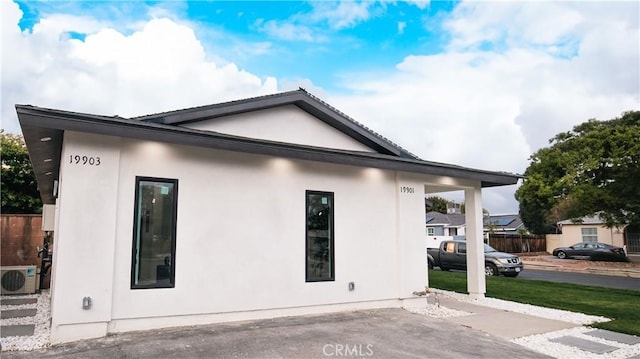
[552,242,626,259]
[427,240,523,277]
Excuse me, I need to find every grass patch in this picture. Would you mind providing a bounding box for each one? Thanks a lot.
[428,270,640,336]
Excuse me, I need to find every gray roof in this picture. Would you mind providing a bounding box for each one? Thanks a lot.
[427,211,526,232]
[16,90,521,205]
[557,215,603,225]
[135,88,420,159]
[426,211,466,227]
[483,214,525,231]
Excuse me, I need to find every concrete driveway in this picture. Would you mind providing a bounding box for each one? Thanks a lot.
[3,308,549,358]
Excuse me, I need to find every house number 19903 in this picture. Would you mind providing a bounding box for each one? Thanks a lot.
[69,155,101,166]
[400,186,415,194]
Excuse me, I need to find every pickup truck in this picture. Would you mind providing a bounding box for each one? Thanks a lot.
[427,240,523,277]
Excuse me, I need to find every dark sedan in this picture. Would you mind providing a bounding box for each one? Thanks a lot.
[552,242,626,259]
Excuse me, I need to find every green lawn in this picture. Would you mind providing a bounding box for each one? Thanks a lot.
[428,269,640,336]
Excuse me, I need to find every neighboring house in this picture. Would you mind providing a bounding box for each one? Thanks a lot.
[16,89,519,343]
[425,211,525,238]
[546,215,639,253]
[426,211,466,239]
[483,214,526,235]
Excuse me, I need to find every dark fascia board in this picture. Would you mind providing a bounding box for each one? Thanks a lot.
[20,126,63,205]
[16,105,521,204]
[133,89,419,160]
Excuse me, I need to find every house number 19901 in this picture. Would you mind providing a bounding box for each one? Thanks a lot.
[69,155,101,166]
[400,186,415,194]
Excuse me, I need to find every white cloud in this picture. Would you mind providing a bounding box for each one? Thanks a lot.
[331,50,532,174]
[310,1,373,30]
[397,21,406,35]
[327,1,638,214]
[333,2,637,167]
[255,1,375,42]
[403,0,430,11]
[1,0,637,216]
[257,19,318,42]
[1,1,277,133]
[444,2,585,51]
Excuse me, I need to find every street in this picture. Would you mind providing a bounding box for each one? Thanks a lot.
[518,269,640,291]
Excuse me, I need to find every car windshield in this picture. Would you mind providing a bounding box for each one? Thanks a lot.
[484,244,497,253]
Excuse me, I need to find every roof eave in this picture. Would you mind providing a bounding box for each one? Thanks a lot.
[16,105,521,204]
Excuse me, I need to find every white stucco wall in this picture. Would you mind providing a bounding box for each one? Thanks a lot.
[50,132,121,342]
[49,132,432,342]
[111,140,398,316]
[183,105,376,153]
[395,173,429,293]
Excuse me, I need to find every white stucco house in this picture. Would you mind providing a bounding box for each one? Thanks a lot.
[17,89,520,343]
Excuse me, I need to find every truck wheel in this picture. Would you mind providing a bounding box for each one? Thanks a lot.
[484,263,499,276]
[428,260,433,270]
[440,266,449,271]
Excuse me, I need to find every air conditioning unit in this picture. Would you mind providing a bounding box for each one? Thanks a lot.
[1,265,38,295]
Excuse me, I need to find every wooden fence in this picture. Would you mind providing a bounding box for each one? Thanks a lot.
[0,214,51,288]
[486,233,547,254]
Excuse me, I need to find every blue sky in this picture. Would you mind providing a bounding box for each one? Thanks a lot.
[13,1,457,92]
[2,0,639,214]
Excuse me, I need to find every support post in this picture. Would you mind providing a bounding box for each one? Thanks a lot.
[464,186,485,299]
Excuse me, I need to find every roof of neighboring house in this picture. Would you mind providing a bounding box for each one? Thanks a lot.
[483,214,525,232]
[16,89,521,204]
[426,211,526,232]
[557,215,604,225]
[426,211,466,227]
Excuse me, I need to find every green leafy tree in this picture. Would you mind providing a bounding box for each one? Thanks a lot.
[515,111,640,234]
[1,133,42,213]
[425,196,449,213]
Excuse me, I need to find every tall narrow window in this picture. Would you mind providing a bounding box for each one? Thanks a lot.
[306,191,334,282]
[131,177,178,289]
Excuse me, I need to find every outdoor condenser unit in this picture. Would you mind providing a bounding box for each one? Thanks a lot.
[1,265,38,295]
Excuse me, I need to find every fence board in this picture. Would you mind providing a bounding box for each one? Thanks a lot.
[0,215,51,288]
[487,233,546,254]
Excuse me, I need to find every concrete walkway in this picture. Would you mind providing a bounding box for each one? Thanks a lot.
[435,296,577,339]
[0,298,37,338]
[429,295,640,358]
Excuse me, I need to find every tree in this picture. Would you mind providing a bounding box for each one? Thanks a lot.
[425,196,489,216]
[515,111,640,234]
[425,196,449,213]
[1,133,42,213]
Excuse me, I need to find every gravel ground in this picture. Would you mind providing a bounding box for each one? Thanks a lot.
[512,327,640,359]
[1,290,51,352]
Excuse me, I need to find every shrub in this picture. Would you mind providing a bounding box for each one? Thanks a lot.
[589,251,629,262]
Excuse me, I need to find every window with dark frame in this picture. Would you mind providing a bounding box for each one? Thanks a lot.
[131,177,178,289]
[306,191,334,282]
